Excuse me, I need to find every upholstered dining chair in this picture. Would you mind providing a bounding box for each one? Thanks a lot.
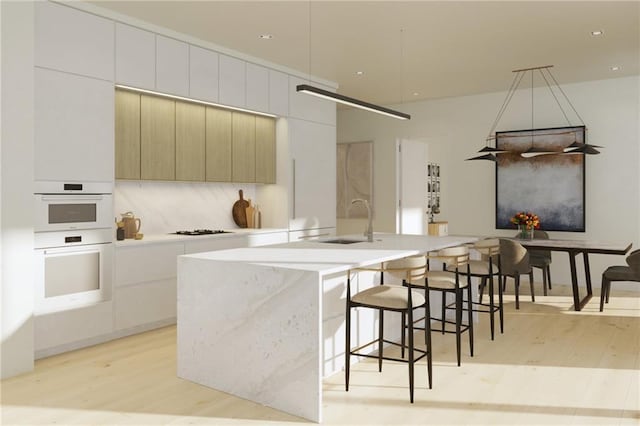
[513,230,552,296]
[499,239,534,310]
[600,249,640,311]
[345,256,433,403]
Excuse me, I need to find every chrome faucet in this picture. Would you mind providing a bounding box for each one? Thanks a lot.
[351,198,373,242]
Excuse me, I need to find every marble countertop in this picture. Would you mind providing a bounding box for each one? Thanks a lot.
[114,227,289,247]
[181,233,477,276]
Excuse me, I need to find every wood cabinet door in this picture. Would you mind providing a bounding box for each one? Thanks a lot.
[176,102,205,181]
[231,112,256,183]
[255,116,276,184]
[141,95,175,180]
[205,108,232,182]
[115,90,141,179]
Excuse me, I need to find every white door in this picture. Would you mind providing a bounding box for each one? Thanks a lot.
[396,139,428,235]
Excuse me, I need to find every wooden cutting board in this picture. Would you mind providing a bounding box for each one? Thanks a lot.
[232,189,249,228]
[245,199,255,229]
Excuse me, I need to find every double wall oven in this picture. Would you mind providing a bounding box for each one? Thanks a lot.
[34,181,113,314]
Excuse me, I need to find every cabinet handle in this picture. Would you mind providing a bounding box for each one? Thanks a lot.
[292,159,296,219]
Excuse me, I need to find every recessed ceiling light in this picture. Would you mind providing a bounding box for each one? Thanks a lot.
[610,66,621,71]
[413,92,419,96]
[355,71,364,76]
[591,30,603,36]
[258,34,273,40]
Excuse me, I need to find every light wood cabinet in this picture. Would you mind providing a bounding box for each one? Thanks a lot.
[205,108,232,182]
[141,95,175,180]
[255,116,276,184]
[115,90,141,179]
[232,112,256,183]
[176,102,205,181]
[116,94,275,184]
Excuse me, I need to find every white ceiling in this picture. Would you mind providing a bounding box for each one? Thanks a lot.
[89,1,639,106]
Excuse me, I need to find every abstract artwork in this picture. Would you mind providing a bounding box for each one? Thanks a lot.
[495,126,585,232]
[337,142,373,218]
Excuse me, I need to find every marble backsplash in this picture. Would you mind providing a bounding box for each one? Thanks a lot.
[114,181,257,234]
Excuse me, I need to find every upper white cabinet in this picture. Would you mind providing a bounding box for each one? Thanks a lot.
[115,23,155,90]
[269,70,289,116]
[246,63,269,113]
[219,55,246,108]
[288,76,336,126]
[156,35,189,96]
[189,45,219,102]
[35,68,114,183]
[35,1,114,81]
[289,118,337,231]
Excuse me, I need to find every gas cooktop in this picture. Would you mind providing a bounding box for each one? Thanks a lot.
[173,229,233,236]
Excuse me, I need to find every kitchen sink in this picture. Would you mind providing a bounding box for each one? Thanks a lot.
[320,238,366,244]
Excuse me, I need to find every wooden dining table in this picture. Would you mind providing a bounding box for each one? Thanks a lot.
[513,239,633,311]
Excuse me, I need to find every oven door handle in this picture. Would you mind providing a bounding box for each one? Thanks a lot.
[40,195,105,201]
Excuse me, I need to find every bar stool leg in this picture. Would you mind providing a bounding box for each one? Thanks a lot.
[488,273,495,340]
[378,309,384,372]
[497,272,504,333]
[407,304,415,403]
[529,272,535,302]
[466,284,474,357]
[455,289,462,366]
[441,292,446,335]
[345,278,351,392]
[425,288,433,389]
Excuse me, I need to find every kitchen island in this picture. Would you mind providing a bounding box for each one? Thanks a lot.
[177,233,476,422]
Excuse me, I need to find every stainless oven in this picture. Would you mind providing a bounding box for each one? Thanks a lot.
[34,181,113,232]
[34,229,112,314]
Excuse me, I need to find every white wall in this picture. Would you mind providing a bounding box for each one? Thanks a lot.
[338,76,640,287]
[1,1,35,379]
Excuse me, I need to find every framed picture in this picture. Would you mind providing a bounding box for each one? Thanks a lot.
[495,125,586,232]
[337,141,373,218]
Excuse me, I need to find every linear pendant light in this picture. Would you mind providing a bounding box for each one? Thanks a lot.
[296,84,411,120]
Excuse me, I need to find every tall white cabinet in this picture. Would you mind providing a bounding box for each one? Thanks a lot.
[288,118,337,232]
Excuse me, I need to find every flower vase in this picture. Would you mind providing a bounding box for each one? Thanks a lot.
[518,225,534,240]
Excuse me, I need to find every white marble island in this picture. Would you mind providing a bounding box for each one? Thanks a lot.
[177,233,476,422]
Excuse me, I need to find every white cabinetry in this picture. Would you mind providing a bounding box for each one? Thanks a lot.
[219,54,246,108]
[35,1,114,81]
[289,118,337,231]
[269,70,289,116]
[189,45,219,102]
[246,63,269,112]
[156,35,189,96]
[115,23,155,89]
[289,76,336,125]
[114,242,184,331]
[34,67,114,183]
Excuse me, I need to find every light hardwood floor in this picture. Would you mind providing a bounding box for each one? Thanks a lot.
[2,285,639,425]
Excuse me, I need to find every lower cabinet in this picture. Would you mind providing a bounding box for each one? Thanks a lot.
[114,231,289,332]
[114,242,184,331]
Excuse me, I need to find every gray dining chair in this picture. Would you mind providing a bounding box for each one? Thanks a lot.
[513,230,552,296]
[529,230,553,295]
[600,249,640,311]
[499,239,534,309]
